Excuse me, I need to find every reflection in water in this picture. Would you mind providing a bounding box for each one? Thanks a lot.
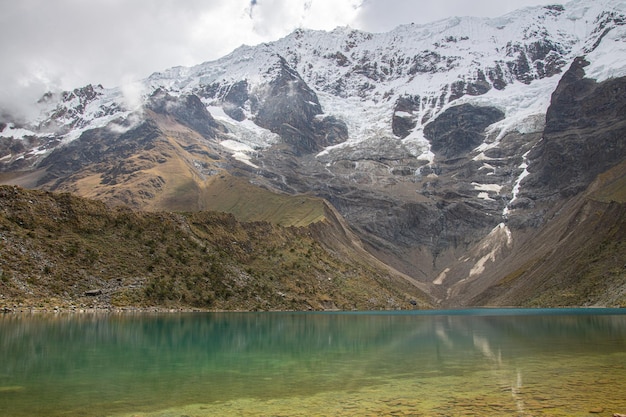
[472,327,522,414]
[1,310,625,416]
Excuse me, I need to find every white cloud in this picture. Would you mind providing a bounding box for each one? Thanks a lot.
[120,77,146,112]
[299,0,364,30]
[246,0,363,36]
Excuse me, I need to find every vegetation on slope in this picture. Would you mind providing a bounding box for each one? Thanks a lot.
[0,186,429,311]
[197,174,327,227]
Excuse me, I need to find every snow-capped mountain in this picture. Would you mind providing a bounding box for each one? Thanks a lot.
[6,0,624,161]
[1,0,625,307]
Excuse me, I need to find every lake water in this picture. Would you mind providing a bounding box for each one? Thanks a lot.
[1,309,625,416]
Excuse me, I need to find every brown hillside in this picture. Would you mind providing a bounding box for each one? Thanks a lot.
[0,186,431,311]
[467,161,626,308]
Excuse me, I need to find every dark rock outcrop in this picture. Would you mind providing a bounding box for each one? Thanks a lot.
[392,95,420,138]
[423,104,505,159]
[146,89,226,139]
[526,57,626,197]
[222,80,249,121]
[223,80,249,107]
[38,120,163,188]
[253,56,347,154]
[313,115,349,148]
[47,85,106,128]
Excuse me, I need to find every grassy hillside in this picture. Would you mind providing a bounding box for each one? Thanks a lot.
[197,174,327,227]
[0,186,430,311]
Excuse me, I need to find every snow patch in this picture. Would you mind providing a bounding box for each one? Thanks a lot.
[207,105,279,150]
[220,139,259,168]
[29,146,49,156]
[478,162,496,175]
[60,110,131,145]
[477,192,494,201]
[468,222,512,277]
[433,268,450,285]
[394,111,414,118]
[473,152,497,161]
[472,182,502,193]
[503,149,531,218]
[585,25,626,82]
[473,182,502,201]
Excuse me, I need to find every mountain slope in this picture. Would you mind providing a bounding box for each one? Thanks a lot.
[463,161,626,307]
[1,0,625,307]
[0,185,430,311]
[434,53,626,307]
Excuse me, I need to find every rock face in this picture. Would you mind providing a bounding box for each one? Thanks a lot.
[392,95,420,138]
[444,63,626,307]
[252,57,348,154]
[39,120,162,186]
[1,0,626,307]
[146,89,226,139]
[526,57,626,197]
[423,104,505,159]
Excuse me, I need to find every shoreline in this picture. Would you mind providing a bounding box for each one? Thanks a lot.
[2,304,624,315]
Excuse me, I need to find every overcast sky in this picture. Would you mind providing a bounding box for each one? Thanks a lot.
[0,0,565,119]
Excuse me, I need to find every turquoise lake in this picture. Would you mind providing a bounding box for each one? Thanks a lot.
[1,309,625,416]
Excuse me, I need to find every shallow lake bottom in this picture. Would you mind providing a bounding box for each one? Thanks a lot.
[1,309,625,416]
